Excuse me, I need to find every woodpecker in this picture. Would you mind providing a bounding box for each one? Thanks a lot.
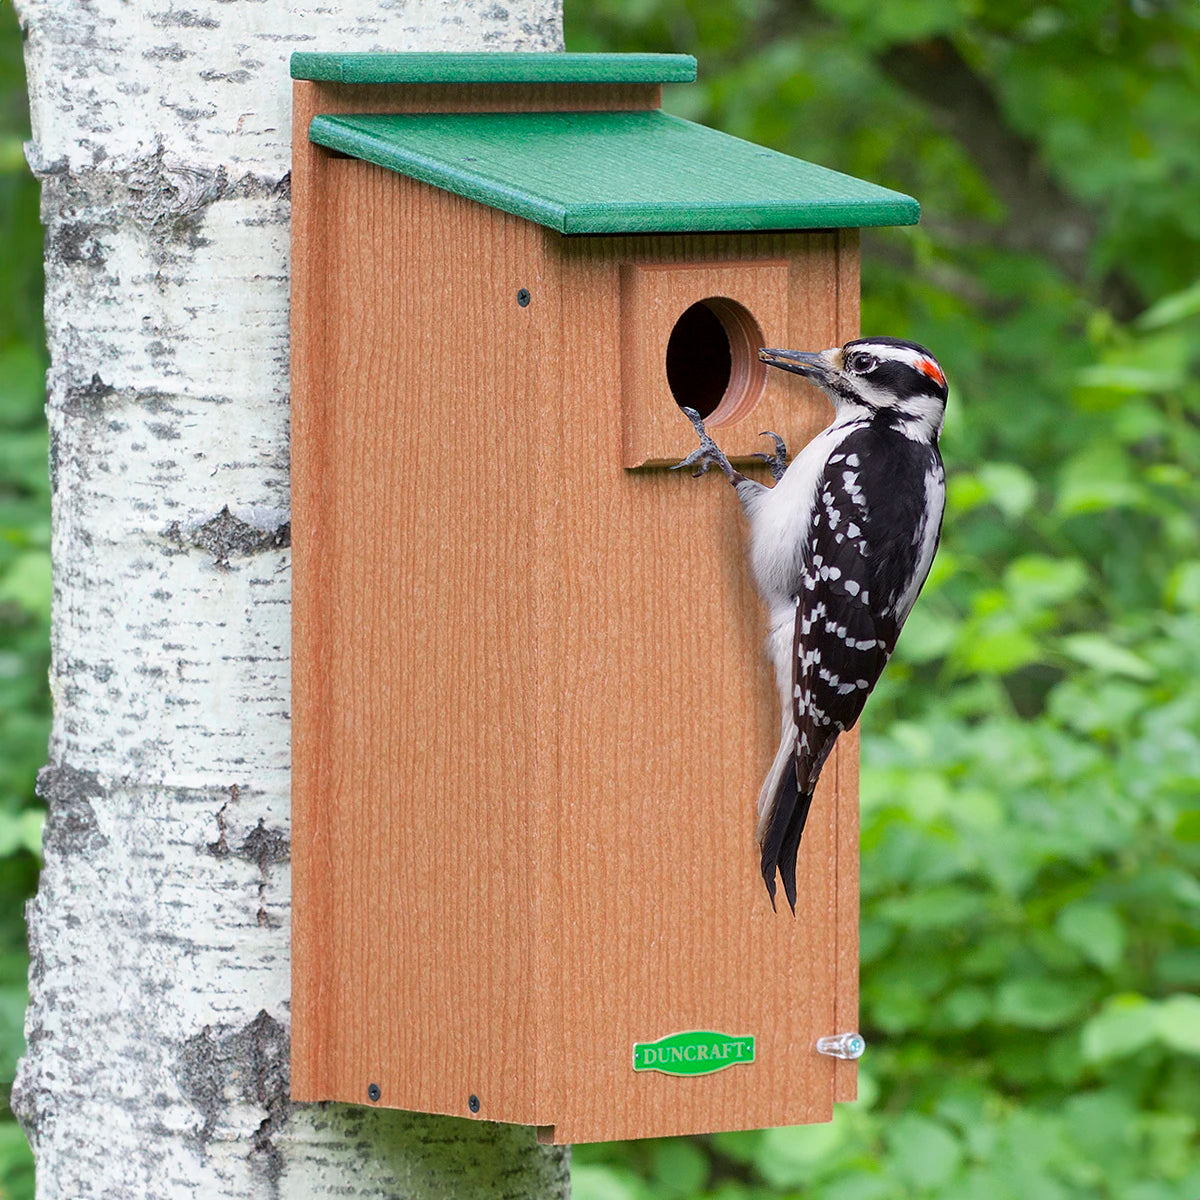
[674,337,948,911]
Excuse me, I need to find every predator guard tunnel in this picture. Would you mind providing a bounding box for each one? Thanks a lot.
[289,50,919,1144]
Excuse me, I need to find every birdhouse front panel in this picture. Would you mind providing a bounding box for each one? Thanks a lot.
[543,230,861,1143]
[290,52,917,1145]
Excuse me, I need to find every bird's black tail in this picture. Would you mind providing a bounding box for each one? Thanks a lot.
[758,755,815,914]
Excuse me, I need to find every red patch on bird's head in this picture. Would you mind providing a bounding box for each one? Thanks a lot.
[915,357,946,388]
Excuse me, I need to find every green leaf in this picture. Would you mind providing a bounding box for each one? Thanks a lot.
[940,986,991,1030]
[959,623,1042,675]
[1156,995,1200,1055]
[0,344,45,424]
[995,978,1086,1030]
[1055,901,1125,972]
[1136,279,1200,330]
[0,808,43,857]
[1056,449,1144,515]
[1059,633,1155,681]
[755,1119,847,1187]
[1165,562,1200,612]
[820,1174,894,1200]
[977,462,1038,519]
[951,462,1038,520]
[867,977,930,1034]
[877,885,984,930]
[0,135,27,174]
[0,550,51,618]
[1074,364,1181,393]
[571,1165,644,1200]
[1155,949,1200,988]
[706,1129,761,1166]
[893,603,957,664]
[647,1140,709,1198]
[1081,995,1157,1063]
[882,1114,962,1191]
[1004,555,1088,612]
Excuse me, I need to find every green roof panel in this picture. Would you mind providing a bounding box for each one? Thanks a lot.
[307,110,920,234]
[290,51,698,85]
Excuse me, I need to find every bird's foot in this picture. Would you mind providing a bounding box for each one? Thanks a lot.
[671,407,742,482]
[752,431,789,482]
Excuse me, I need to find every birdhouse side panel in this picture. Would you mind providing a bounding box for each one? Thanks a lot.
[536,231,854,1144]
[291,159,559,1123]
[831,229,861,1105]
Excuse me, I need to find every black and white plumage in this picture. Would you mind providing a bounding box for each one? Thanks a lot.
[675,337,948,911]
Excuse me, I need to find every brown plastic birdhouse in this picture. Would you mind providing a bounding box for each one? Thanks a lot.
[289,51,919,1144]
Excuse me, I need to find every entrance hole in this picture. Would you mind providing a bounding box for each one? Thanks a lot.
[665,297,767,425]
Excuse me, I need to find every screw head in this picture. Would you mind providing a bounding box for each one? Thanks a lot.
[367,1082,381,1102]
[468,1094,481,1113]
[517,288,531,308]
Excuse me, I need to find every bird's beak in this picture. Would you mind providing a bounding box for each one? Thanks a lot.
[758,348,839,380]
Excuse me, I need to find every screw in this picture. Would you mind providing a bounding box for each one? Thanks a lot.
[816,1032,866,1060]
[367,1082,381,1102]
[468,1094,481,1113]
[517,288,531,308]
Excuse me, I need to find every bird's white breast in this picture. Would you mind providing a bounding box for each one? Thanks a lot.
[743,420,866,613]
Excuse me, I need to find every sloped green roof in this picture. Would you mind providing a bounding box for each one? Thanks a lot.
[290,51,698,85]
[307,110,920,235]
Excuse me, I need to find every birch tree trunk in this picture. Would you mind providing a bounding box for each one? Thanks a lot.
[11,1,570,1196]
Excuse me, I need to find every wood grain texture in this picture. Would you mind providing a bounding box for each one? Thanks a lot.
[291,73,337,1103]
[832,730,861,1105]
[620,258,789,467]
[291,123,864,1141]
[619,248,846,467]
[543,230,846,1143]
[292,158,554,1123]
[832,228,862,1105]
[295,80,663,123]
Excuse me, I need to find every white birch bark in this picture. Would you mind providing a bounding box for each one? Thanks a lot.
[11,1,570,1196]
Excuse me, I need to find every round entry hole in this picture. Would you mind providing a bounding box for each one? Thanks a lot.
[665,297,767,425]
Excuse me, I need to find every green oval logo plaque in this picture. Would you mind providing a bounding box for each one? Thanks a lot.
[633,1031,755,1076]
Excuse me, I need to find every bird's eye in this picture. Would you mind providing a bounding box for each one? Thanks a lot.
[846,353,876,374]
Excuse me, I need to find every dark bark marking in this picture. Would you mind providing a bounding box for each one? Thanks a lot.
[176,1011,291,1197]
[207,801,230,858]
[165,506,290,569]
[151,9,221,28]
[36,158,292,271]
[50,222,105,267]
[36,764,108,858]
[241,817,288,928]
[240,819,289,874]
[142,44,192,61]
[63,374,117,412]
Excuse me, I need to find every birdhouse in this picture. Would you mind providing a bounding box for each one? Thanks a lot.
[289,51,918,1145]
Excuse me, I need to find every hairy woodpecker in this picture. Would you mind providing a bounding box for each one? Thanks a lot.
[674,337,948,911]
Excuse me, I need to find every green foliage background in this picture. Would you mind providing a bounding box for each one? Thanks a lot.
[566,2,1200,1198]
[0,1,1198,1197]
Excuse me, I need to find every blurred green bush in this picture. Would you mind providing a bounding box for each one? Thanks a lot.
[568,2,1200,1197]
[0,1,48,1195]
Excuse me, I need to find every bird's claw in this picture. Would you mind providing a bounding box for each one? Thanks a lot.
[752,430,789,482]
[672,407,738,481]
[674,445,718,477]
